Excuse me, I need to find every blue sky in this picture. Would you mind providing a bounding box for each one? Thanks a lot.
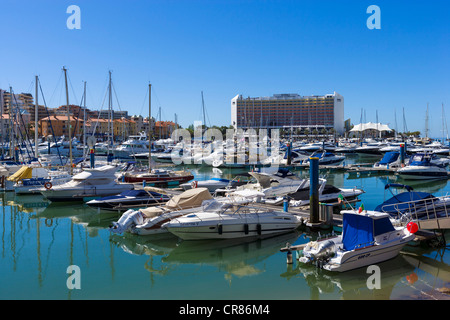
[1,0,448,137]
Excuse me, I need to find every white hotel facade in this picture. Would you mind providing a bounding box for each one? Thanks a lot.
[231,91,344,134]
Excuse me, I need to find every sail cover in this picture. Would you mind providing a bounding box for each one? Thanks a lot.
[342,213,374,251]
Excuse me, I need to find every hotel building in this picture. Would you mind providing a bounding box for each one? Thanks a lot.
[231,92,344,134]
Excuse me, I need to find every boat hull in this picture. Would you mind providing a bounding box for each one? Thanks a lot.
[166,219,301,240]
[122,175,194,184]
[397,167,448,180]
[41,185,134,202]
[324,239,413,272]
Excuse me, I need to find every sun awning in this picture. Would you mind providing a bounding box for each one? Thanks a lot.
[7,166,32,182]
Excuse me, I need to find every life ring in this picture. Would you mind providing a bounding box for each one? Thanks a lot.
[191,180,198,189]
[44,181,53,190]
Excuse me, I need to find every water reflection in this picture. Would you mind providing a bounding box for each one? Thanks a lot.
[1,166,449,299]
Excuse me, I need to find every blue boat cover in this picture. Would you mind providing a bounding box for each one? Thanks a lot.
[96,189,166,201]
[379,152,399,165]
[342,213,374,251]
[374,191,435,213]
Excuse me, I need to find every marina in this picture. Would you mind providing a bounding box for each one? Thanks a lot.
[1,1,448,304]
[0,149,449,300]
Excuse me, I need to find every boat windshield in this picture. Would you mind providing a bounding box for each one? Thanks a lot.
[201,199,231,212]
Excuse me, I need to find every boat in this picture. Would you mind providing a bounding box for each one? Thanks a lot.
[113,133,149,158]
[109,187,214,235]
[285,180,364,207]
[5,164,71,194]
[86,189,170,211]
[354,142,385,156]
[121,168,194,186]
[298,210,416,272]
[301,151,345,166]
[396,153,448,180]
[163,199,303,240]
[39,165,134,202]
[374,183,450,222]
[373,151,404,169]
[14,170,72,195]
[214,168,309,200]
[180,177,237,193]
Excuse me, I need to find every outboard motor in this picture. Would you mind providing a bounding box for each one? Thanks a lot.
[299,240,337,266]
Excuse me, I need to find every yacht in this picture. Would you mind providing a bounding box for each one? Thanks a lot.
[121,168,194,186]
[86,189,170,211]
[287,182,364,207]
[113,133,149,158]
[301,151,345,166]
[163,199,303,240]
[396,153,448,180]
[109,187,215,235]
[39,165,134,202]
[180,177,237,193]
[373,151,404,169]
[354,142,385,156]
[298,210,416,272]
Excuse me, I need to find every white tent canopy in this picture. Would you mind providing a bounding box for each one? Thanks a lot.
[350,122,392,132]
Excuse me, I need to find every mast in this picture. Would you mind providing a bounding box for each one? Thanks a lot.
[83,81,86,154]
[63,67,73,174]
[35,76,39,158]
[201,91,206,132]
[148,82,152,171]
[9,86,14,158]
[425,103,429,139]
[108,71,113,153]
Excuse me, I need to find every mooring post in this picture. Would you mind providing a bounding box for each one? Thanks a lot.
[90,148,95,168]
[309,156,319,224]
[286,142,292,165]
[400,144,405,166]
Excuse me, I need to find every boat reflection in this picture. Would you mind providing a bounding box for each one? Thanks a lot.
[281,255,415,299]
[162,231,300,282]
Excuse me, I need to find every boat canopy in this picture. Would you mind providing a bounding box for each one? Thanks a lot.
[378,152,399,165]
[139,187,212,218]
[342,211,395,251]
[374,191,435,214]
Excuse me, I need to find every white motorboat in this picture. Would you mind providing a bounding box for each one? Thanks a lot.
[109,187,214,235]
[396,153,448,180]
[163,199,303,240]
[298,210,416,272]
[39,165,134,202]
[354,143,385,157]
[283,180,364,207]
[373,151,404,169]
[180,177,236,193]
[113,133,149,158]
[301,151,345,166]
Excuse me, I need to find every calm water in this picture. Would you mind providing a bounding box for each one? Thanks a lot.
[1,155,449,300]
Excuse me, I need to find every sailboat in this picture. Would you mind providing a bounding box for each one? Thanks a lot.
[121,83,194,186]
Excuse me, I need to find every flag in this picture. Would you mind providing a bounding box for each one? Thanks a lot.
[338,194,344,204]
[358,203,365,213]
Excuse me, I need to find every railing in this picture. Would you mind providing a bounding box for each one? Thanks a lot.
[379,194,450,224]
